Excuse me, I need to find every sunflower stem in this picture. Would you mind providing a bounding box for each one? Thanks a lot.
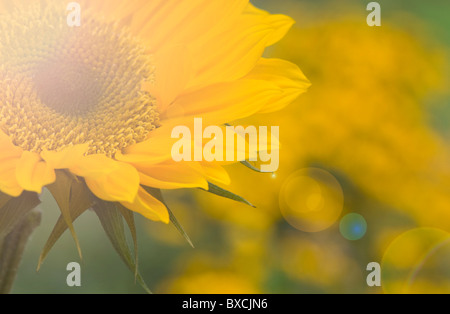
[0,209,41,294]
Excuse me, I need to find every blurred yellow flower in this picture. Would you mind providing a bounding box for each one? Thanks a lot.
[168,271,260,294]
[164,253,260,294]
[187,5,448,294]
[196,18,447,230]
[382,228,450,294]
[272,20,448,230]
[278,233,363,291]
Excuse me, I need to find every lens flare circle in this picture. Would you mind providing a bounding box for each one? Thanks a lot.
[382,228,450,294]
[339,213,367,241]
[279,168,344,232]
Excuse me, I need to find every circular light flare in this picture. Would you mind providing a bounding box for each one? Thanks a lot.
[382,228,450,294]
[339,213,367,241]
[279,168,344,233]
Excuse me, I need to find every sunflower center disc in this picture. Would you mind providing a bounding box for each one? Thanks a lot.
[34,59,102,115]
[0,1,159,156]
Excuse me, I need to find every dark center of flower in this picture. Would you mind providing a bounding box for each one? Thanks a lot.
[34,58,102,115]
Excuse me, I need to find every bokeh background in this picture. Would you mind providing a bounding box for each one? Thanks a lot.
[12,0,450,294]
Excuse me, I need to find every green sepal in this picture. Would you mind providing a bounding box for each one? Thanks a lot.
[39,171,92,269]
[93,200,151,294]
[202,182,255,208]
[117,204,139,279]
[223,123,272,174]
[0,191,40,239]
[144,187,194,248]
[0,209,41,294]
[240,160,271,173]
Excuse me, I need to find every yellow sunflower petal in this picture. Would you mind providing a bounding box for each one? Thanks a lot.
[199,162,231,185]
[157,58,309,128]
[158,80,280,129]
[131,0,248,51]
[244,58,311,113]
[121,187,169,223]
[117,135,177,166]
[244,4,295,46]
[136,161,209,190]
[41,144,90,169]
[15,151,56,194]
[188,6,295,89]
[143,44,193,112]
[70,155,140,203]
[0,158,23,197]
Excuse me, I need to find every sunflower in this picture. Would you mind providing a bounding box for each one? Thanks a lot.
[0,0,309,291]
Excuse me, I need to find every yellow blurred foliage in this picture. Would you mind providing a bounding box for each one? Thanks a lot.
[382,228,450,294]
[163,2,450,293]
[162,253,261,294]
[195,18,448,229]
